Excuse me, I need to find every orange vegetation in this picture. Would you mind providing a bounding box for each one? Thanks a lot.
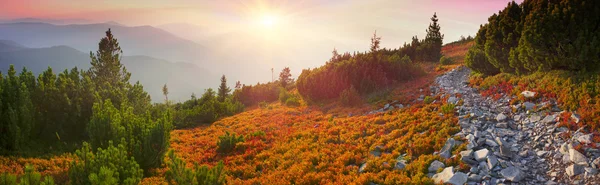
[0,154,73,183]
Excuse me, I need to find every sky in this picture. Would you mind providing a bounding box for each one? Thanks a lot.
[0,0,523,85]
[1,0,522,45]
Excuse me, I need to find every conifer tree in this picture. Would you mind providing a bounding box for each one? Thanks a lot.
[424,12,444,61]
[279,67,292,88]
[217,75,230,102]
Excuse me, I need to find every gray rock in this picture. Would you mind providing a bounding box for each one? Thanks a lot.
[461,150,477,164]
[428,160,445,172]
[440,138,456,159]
[578,134,593,144]
[396,104,404,109]
[566,164,584,176]
[500,166,524,182]
[521,91,536,98]
[487,155,498,169]
[496,113,507,122]
[395,161,406,170]
[541,114,558,124]
[432,167,454,184]
[569,149,588,166]
[496,122,508,128]
[448,96,458,104]
[468,174,482,182]
[359,163,367,173]
[524,102,535,111]
[384,104,390,110]
[485,139,498,147]
[571,113,581,123]
[370,146,384,157]
[474,148,490,162]
[448,172,468,185]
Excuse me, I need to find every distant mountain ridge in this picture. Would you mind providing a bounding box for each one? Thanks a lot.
[0,42,216,102]
[0,22,210,64]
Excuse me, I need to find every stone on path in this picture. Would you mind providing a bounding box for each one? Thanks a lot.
[496,113,507,122]
[500,166,525,182]
[521,91,536,98]
[432,167,454,184]
[474,148,489,162]
[428,160,445,172]
[569,149,588,166]
[566,164,584,176]
[439,138,456,159]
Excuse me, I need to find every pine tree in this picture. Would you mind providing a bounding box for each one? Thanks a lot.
[370,31,381,53]
[279,67,292,88]
[217,75,230,102]
[88,28,131,108]
[424,12,444,61]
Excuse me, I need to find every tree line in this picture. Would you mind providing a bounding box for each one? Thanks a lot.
[296,13,444,102]
[466,0,600,75]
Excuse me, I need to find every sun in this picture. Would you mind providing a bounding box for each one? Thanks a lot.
[260,14,279,28]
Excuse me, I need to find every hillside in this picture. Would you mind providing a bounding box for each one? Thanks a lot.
[0,22,209,64]
[0,43,216,102]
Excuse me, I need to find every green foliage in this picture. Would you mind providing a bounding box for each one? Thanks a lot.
[423,96,434,104]
[216,132,245,154]
[87,99,172,172]
[0,173,17,185]
[165,151,226,185]
[0,164,56,185]
[440,103,456,114]
[339,86,361,107]
[439,56,452,65]
[171,88,244,128]
[467,0,600,75]
[278,88,290,103]
[279,67,293,88]
[285,97,301,107]
[69,141,143,185]
[217,75,231,102]
[233,82,279,106]
[88,167,119,185]
[296,14,442,101]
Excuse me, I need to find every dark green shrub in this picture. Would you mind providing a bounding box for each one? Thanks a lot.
[285,97,301,107]
[424,96,434,104]
[339,86,361,107]
[439,56,452,65]
[216,132,244,154]
[440,103,456,114]
[68,141,143,185]
[165,150,226,185]
[0,173,17,185]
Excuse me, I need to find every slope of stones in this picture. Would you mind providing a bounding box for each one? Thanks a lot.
[429,66,600,185]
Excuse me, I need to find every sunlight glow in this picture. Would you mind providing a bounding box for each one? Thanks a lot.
[260,13,279,28]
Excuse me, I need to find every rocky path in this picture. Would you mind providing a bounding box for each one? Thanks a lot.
[429,66,600,185]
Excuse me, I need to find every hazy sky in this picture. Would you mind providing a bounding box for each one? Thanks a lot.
[2,0,521,46]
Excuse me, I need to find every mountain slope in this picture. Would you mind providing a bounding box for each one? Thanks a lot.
[0,44,216,102]
[0,22,210,64]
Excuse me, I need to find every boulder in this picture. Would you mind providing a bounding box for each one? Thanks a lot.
[359,163,367,173]
[468,174,482,182]
[500,166,524,182]
[448,172,468,185]
[541,114,558,124]
[460,150,477,164]
[566,164,584,176]
[569,149,588,166]
[439,138,456,159]
[578,134,593,144]
[487,155,498,169]
[448,96,458,104]
[524,102,535,111]
[496,113,507,122]
[394,161,406,170]
[474,148,489,162]
[520,91,536,98]
[432,167,454,184]
[428,160,445,172]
